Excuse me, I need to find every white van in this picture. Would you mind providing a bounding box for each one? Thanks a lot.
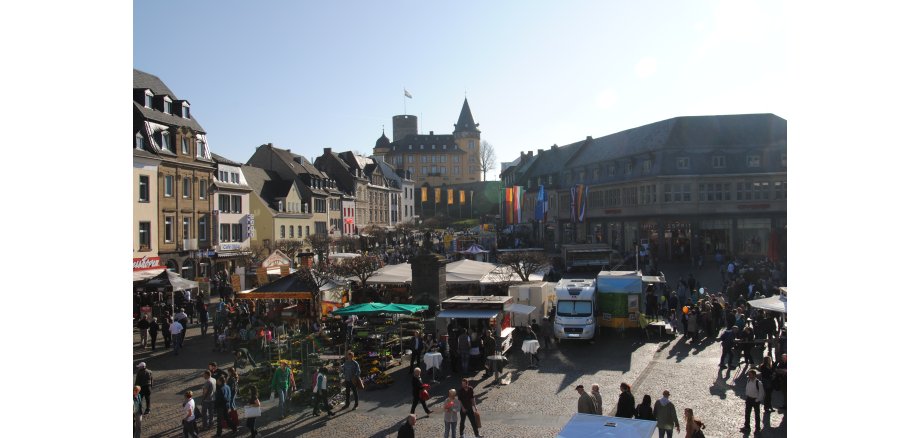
[553,278,597,341]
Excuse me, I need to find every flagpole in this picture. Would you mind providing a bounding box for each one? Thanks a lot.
[403,86,406,114]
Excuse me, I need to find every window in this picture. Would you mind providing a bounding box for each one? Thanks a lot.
[160,131,172,151]
[592,168,600,181]
[164,175,174,197]
[289,225,294,238]
[182,177,191,198]
[420,156,427,163]
[712,155,726,168]
[588,190,603,208]
[699,183,731,201]
[625,162,634,175]
[642,159,652,173]
[736,182,754,201]
[605,189,620,207]
[607,164,616,176]
[422,167,428,175]
[218,195,230,212]
[144,91,153,108]
[578,170,585,181]
[298,226,303,238]
[164,216,174,242]
[138,175,149,202]
[231,224,242,242]
[196,140,205,158]
[441,155,447,163]
[199,180,206,199]
[408,145,412,150]
[163,99,172,114]
[753,181,771,200]
[305,226,310,236]
[135,132,145,149]
[624,187,638,206]
[315,221,327,235]
[453,155,460,163]
[139,222,151,248]
[220,224,231,242]
[181,138,189,154]
[676,157,690,169]
[663,183,692,203]
[468,140,474,149]
[747,155,761,168]
[454,166,460,175]
[181,106,189,118]
[230,195,241,213]
[774,181,787,199]
[639,184,657,204]
[198,216,207,241]
[280,225,285,238]
[314,199,327,213]
[470,166,477,174]
[231,173,239,184]
[183,217,190,240]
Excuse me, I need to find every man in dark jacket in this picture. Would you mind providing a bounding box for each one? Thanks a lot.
[614,382,636,418]
[409,367,432,415]
[215,376,237,436]
[134,362,153,414]
[397,414,416,438]
[719,326,738,369]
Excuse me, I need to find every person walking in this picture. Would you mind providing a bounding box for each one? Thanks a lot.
[244,388,261,438]
[181,390,199,438]
[576,385,597,414]
[138,315,150,349]
[169,317,184,355]
[133,386,143,438]
[148,317,159,351]
[540,317,554,350]
[174,307,189,347]
[684,408,705,438]
[312,366,334,416]
[215,376,238,437]
[198,299,210,336]
[457,378,482,438]
[653,390,680,438]
[759,356,776,413]
[741,369,766,435]
[410,367,432,416]
[635,394,655,421]
[458,328,472,374]
[270,360,292,419]
[719,327,738,369]
[227,367,240,410]
[410,331,425,370]
[135,362,153,414]
[590,384,603,415]
[442,388,460,438]
[481,330,497,375]
[341,351,361,410]
[397,414,417,438]
[161,316,172,350]
[200,370,216,430]
[614,382,636,418]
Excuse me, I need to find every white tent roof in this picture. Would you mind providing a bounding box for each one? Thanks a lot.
[365,262,413,284]
[446,259,500,283]
[748,292,788,314]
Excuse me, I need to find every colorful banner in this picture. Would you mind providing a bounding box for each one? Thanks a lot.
[505,187,513,225]
[534,185,546,222]
[570,184,588,223]
[504,186,523,225]
[421,187,427,202]
[435,188,441,203]
[448,189,454,205]
[460,190,466,204]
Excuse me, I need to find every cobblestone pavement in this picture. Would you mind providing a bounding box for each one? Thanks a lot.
[134,261,786,437]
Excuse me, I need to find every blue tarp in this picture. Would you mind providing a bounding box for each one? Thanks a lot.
[557,413,657,438]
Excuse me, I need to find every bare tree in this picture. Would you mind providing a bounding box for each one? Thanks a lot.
[271,239,306,264]
[334,235,360,253]
[497,251,550,282]
[334,254,383,289]
[307,233,331,264]
[479,140,497,181]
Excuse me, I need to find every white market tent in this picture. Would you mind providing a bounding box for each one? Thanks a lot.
[364,262,414,284]
[445,259,500,284]
[556,413,657,438]
[365,259,540,285]
[748,287,788,314]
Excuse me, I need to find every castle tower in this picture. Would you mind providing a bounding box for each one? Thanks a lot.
[392,114,418,142]
[453,98,481,181]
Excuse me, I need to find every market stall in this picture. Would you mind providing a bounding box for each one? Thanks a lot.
[556,413,657,438]
[332,302,429,389]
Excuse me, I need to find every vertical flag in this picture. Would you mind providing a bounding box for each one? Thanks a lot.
[435,187,441,203]
[460,190,466,204]
[534,185,545,222]
[505,187,513,225]
[578,185,589,223]
[448,189,454,205]
[570,185,577,223]
[515,186,523,224]
[421,186,428,202]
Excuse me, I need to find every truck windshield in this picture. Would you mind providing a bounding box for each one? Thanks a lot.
[556,300,592,317]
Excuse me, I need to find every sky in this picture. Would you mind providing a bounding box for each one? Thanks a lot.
[134,1,786,179]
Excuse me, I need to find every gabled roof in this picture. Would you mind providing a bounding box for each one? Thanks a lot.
[521,143,584,179]
[454,98,479,133]
[374,159,405,188]
[241,165,293,213]
[565,113,786,168]
[133,69,205,133]
[210,152,242,167]
[268,146,326,178]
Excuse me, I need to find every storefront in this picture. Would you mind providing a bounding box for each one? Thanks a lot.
[699,219,731,257]
[736,217,772,257]
[663,221,692,261]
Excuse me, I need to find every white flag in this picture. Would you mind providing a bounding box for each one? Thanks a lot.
[404,89,412,99]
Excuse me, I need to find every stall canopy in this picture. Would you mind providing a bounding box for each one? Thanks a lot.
[437,309,501,319]
[332,302,428,315]
[458,243,488,255]
[446,259,500,283]
[748,290,788,314]
[557,413,657,438]
[237,273,317,300]
[365,262,414,284]
[136,268,200,290]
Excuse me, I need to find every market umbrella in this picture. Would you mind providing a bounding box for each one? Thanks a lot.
[332,302,429,355]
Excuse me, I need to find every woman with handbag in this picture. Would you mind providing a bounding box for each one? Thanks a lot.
[244,388,260,438]
[443,388,460,438]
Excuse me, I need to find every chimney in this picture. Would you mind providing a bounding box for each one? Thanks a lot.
[324,147,331,155]
[586,136,592,141]
[430,131,434,135]
[551,144,558,151]
[528,151,533,158]
[538,149,544,155]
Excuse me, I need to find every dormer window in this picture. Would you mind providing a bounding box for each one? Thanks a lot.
[642,159,652,172]
[676,157,690,169]
[135,132,145,149]
[181,138,189,154]
[408,145,413,150]
[196,140,205,158]
[747,154,761,168]
[160,131,172,152]
[277,200,283,212]
[442,145,447,150]
[163,96,173,115]
[181,102,190,118]
[144,90,153,108]
[421,145,425,150]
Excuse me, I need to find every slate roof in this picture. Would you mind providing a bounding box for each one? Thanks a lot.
[133,69,206,133]
[241,165,293,213]
[454,98,480,133]
[210,152,242,167]
[520,143,585,179]
[390,134,460,153]
[565,113,786,168]
[375,159,406,188]
[268,146,326,178]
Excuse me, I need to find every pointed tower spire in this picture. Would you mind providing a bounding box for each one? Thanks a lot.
[453,97,480,134]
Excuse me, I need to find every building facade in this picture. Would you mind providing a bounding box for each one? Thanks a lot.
[511,113,787,260]
[134,150,160,261]
[241,165,314,251]
[210,153,253,274]
[134,69,215,279]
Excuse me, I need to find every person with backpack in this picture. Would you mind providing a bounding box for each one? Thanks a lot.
[741,369,766,435]
[684,408,706,438]
[312,367,334,416]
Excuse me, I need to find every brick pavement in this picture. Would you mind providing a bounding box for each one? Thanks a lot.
[133,261,786,437]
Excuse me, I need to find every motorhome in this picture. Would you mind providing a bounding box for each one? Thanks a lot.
[553,278,597,341]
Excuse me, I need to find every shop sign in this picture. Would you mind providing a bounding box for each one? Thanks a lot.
[133,255,161,270]
[220,242,242,251]
[246,214,254,238]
